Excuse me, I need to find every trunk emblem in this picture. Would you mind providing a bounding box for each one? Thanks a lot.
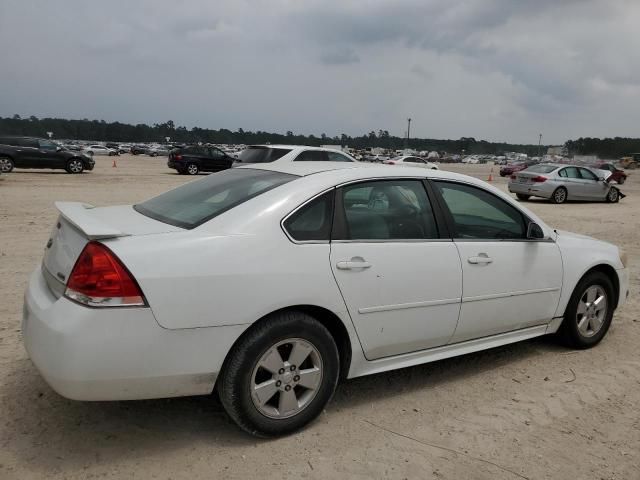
[57,272,66,281]
[46,238,53,249]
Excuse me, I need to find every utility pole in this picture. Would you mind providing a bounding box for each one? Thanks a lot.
[406,118,411,149]
[538,133,542,158]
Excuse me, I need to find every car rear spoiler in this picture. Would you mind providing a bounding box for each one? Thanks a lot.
[55,201,130,240]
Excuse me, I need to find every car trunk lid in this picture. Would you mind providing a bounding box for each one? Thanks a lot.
[42,202,182,296]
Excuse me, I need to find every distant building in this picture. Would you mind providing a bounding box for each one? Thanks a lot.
[547,146,566,156]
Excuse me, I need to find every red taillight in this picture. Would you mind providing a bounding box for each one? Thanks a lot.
[532,175,547,182]
[65,242,145,307]
[510,174,517,180]
[174,154,182,161]
[385,161,396,165]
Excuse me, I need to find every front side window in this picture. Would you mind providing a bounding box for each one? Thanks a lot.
[134,169,296,229]
[208,147,225,159]
[579,168,598,180]
[404,157,422,163]
[38,140,57,150]
[336,180,438,240]
[435,181,526,240]
[283,191,334,241]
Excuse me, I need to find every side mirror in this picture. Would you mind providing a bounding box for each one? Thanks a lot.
[56,146,62,152]
[526,222,545,240]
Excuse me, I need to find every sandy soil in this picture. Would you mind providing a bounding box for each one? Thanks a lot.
[0,156,638,480]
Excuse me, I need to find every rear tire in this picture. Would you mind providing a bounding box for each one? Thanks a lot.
[558,272,614,349]
[218,311,340,437]
[186,163,199,175]
[516,194,530,201]
[551,187,567,204]
[0,156,14,173]
[606,187,619,203]
[66,158,84,174]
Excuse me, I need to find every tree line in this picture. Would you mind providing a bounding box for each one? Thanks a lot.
[2,114,633,158]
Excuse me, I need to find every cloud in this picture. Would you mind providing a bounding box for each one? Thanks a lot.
[0,0,639,143]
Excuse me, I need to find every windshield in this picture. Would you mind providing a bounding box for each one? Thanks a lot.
[134,168,297,229]
[237,147,291,163]
[524,164,558,174]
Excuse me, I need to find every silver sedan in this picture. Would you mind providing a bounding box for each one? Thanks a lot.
[508,164,622,204]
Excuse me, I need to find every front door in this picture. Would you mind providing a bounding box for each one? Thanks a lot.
[432,180,562,343]
[330,179,462,360]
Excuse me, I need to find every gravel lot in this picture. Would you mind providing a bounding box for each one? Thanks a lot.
[1,156,638,480]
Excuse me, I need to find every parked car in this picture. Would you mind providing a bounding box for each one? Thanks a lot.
[167,145,234,174]
[0,136,94,173]
[130,145,149,155]
[84,145,118,156]
[147,145,170,157]
[596,162,627,184]
[508,164,623,204]
[23,162,628,436]
[235,145,357,166]
[118,144,132,154]
[384,156,439,169]
[500,160,535,177]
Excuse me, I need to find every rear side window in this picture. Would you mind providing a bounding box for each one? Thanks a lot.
[283,191,334,241]
[238,147,291,163]
[134,169,296,229]
[559,167,580,179]
[326,151,353,162]
[295,150,326,161]
[435,181,525,240]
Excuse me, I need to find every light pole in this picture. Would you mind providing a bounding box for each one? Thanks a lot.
[406,118,411,149]
[538,133,542,158]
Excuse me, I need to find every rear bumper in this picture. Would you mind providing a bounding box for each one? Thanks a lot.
[508,182,554,198]
[22,268,247,401]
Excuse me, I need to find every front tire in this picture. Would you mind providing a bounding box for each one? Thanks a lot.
[551,187,567,204]
[559,272,614,349]
[186,163,199,175]
[516,194,530,201]
[618,176,625,185]
[0,156,14,173]
[66,158,84,174]
[218,311,339,437]
[606,187,619,203]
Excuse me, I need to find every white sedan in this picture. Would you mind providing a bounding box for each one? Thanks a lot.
[23,163,629,436]
[384,155,439,169]
[83,145,117,156]
[235,145,357,164]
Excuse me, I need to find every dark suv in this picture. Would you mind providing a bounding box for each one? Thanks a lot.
[0,136,95,174]
[168,145,234,175]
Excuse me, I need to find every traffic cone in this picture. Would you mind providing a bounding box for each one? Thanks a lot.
[112,159,117,168]
[487,168,493,182]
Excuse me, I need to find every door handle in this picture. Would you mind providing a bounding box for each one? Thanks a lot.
[336,259,372,270]
[468,254,493,265]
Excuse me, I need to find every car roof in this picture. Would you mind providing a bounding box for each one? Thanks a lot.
[248,144,347,152]
[236,161,473,183]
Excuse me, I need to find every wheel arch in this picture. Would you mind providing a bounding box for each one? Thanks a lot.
[218,305,353,384]
[565,263,620,314]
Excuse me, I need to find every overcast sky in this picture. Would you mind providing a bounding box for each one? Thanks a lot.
[1,0,639,144]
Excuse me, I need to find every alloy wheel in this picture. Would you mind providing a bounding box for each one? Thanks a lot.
[576,285,607,338]
[0,158,12,172]
[69,160,83,173]
[250,338,323,419]
[187,164,198,175]
[554,188,566,203]
[608,188,618,202]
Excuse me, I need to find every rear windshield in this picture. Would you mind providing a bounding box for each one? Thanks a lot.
[237,147,291,163]
[134,169,297,229]
[524,164,558,174]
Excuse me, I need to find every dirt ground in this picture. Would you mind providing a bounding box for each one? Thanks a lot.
[0,156,638,480]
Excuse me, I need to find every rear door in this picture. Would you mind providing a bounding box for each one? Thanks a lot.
[432,180,562,343]
[557,167,582,199]
[329,179,462,360]
[14,138,41,167]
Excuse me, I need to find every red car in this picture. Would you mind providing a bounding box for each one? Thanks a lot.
[499,161,535,177]
[596,163,628,184]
